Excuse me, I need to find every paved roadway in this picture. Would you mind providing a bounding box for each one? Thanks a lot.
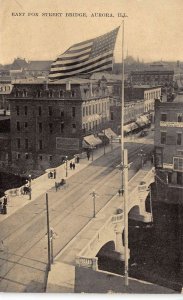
[0,142,153,292]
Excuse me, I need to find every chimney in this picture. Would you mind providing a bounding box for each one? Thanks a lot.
[66,81,71,91]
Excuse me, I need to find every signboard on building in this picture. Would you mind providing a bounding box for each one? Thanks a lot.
[160,121,183,128]
[56,137,79,150]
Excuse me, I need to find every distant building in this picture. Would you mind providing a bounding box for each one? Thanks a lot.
[154,95,183,202]
[25,61,52,78]
[8,77,110,172]
[130,70,174,87]
[0,82,13,111]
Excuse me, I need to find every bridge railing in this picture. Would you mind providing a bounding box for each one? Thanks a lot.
[75,256,98,271]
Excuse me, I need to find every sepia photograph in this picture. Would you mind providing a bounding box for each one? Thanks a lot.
[0,0,183,295]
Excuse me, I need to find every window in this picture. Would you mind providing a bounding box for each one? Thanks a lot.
[93,105,95,114]
[95,104,98,114]
[89,105,91,115]
[86,107,88,116]
[23,89,27,97]
[178,115,182,122]
[49,155,52,161]
[37,90,41,98]
[49,123,53,134]
[160,132,166,144]
[17,153,21,159]
[161,113,167,121]
[72,124,76,133]
[24,106,28,116]
[83,107,85,117]
[48,89,53,98]
[39,140,43,150]
[38,106,42,116]
[71,90,76,97]
[177,133,182,145]
[111,111,114,121]
[72,107,76,118]
[48,106,52,116]
[17,121,20,131]
[59,90,64,97]
[39,155,42,160]
[60,109,64,118]
[17,138,20,149]
[177,172,183,185]
[38,122,42,133]
[25,153,29,159]
[173,157,183,172]
[60,122,64,133]
[25,139,28,150]
[16,106,19,116]
[24,122,28,129]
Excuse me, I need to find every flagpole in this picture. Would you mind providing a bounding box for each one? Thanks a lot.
[121,14,129,287]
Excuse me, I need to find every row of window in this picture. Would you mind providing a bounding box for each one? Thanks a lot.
[144,90,161,100]
[161,132,182,145]
[15,89,77,98]
[16,152,53,161]
[161,113,183,122]
[16,105,76,117]
[82,102,108,117]
[16,122,76,134]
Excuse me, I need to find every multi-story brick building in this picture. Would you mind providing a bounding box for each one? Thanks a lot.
[130,70,174,87]
[154,96,183,202]
[8,77,110,171]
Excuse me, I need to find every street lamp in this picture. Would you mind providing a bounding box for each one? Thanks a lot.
[28,174,32,200]
[90,190,98,218]
[138,149,146,168]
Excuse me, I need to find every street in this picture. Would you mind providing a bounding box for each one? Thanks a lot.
[0,141,153,292]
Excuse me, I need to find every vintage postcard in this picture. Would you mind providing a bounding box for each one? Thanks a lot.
[0,0,183,295]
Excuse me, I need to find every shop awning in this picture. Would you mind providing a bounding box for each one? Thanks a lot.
[83,135,102,148]
[124,122,138,133]
[135,115,149,127]
[102,128,117,139]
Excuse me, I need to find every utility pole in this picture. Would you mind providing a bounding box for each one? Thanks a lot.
[46,193,51,271]
[121,13,129,287]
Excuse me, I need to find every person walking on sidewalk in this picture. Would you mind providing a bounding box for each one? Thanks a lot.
[76,156,80,164]
[53,169,56,179]
[70,162,73,170]
[87,152,90,161]
[72,162,75,170]
[3,195,7,206]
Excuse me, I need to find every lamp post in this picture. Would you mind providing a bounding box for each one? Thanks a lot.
[28,174,32,200]
[121,14,129,287]
[65,156,68,177]
[138,149,146,168]
[90,191,98,218]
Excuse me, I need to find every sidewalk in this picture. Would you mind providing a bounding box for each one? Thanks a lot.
[0,143,120,223]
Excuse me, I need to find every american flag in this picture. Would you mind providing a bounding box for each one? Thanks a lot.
[49,27,119,81]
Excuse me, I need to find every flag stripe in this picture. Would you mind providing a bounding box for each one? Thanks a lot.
[50,52,113,74]
[49,58,112,78]
[51,56,89,68]
[67,42,93,52]
[59,48,91,59]
[49,65,112,81]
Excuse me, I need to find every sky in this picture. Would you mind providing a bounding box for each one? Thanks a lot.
[0,0,183,65]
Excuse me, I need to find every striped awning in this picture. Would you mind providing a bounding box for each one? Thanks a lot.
[102,128,117,139]
[124,122,138,133]
[83,135,102,147]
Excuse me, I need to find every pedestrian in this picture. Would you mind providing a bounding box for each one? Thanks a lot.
[118,189,121,196]
[3,195,7,206]
[0,201,2,214]
[72,162,75,170]
[53,169,56,179]
[87,152,90,161]
[70,162,73,170]
[77,156,80,164]
[3,203,7,215]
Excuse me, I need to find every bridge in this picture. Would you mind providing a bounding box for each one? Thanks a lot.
[47,162,156,292]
